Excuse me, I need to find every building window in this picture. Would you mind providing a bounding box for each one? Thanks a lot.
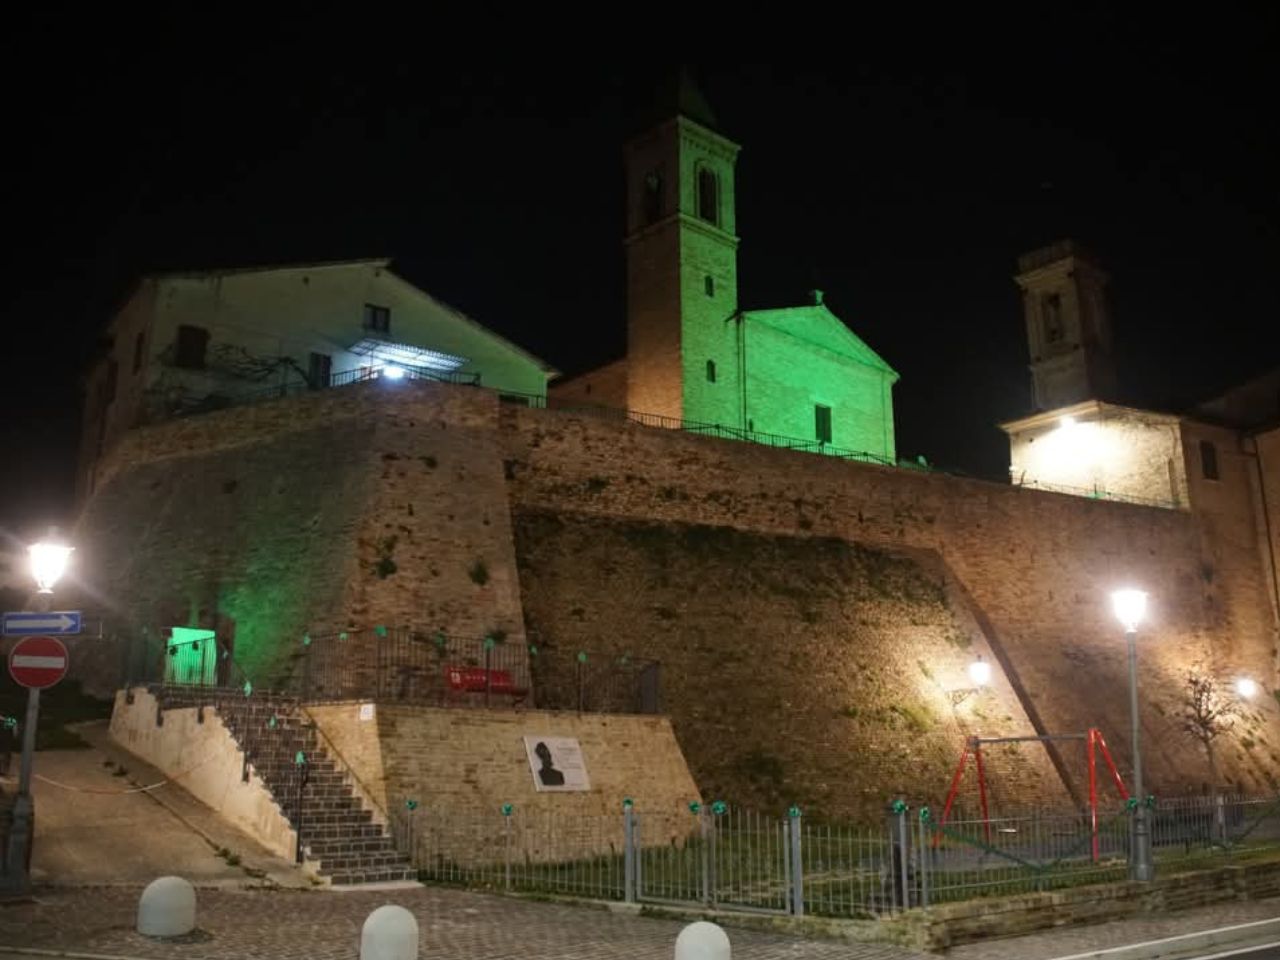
[1200,439,1220,481]
[815,404,832,444]
[706,360,716,383]
[697,167,719,225]
[308,352,332,389]
[643,169,663,225]
[363,303,391,334]
[704,275,715,297]
[132,332,145,373]
[174,324,209,370]
[1042,293,1064,344]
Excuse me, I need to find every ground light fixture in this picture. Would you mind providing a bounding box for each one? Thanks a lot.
[1236,677,1259,699]
[381,364,406,380]
[29,536,73,594]
[967,656,992,686]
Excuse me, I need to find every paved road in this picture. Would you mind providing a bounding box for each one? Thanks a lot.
[0,885,927,960]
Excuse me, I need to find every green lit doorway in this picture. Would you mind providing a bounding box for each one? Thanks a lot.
[164,627,218,686]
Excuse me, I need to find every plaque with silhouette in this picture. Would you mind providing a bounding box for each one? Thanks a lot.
[523,736,590,792]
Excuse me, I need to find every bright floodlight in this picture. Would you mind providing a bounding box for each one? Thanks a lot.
[1111,589,1148,633]
[968,657,992,687]
[1236,677,1259,699]
[29,540,74,594]
[1059,415,1077,430]
[382,364,405,380]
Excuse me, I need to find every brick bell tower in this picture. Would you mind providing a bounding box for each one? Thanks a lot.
[1015,239,1118,410]
[624,70,742,424]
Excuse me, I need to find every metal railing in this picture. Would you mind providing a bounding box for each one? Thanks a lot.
[126,629,661,716]
[140,363,482,423]
[1009,477,1180,510]
[384,792,1280,918]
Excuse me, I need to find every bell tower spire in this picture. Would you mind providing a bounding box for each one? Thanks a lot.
[623,70,742,424]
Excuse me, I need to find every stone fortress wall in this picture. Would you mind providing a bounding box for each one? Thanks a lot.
[76,379,1280,820]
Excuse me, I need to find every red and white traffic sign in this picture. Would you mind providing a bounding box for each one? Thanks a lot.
[8,635,69,689]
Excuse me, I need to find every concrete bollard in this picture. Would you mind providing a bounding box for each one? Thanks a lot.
[360,904,419,960]
[674,920,730,960]
[136,876,196,938]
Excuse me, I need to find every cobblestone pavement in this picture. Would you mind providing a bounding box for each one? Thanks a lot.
[946,895,1280,958]
[0,885,928,959]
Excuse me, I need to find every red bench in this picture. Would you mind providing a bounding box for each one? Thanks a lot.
[444,665,528,701]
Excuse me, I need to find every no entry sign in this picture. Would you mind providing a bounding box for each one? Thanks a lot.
[8,634,69,689]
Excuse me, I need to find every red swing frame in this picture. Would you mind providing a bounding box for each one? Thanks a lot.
[935,728,1129,861]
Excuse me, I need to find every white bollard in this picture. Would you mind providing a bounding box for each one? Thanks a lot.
[674,920,731,960]
[136,876,196,938]
[360,904,419,960]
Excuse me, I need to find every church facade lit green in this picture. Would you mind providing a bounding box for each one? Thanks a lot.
[554,73,898,463]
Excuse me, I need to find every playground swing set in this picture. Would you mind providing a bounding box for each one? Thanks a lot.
[935,728,1130,861]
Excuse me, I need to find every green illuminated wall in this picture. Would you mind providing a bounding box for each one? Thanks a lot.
[733,306,898,461]
[625,98,897,460]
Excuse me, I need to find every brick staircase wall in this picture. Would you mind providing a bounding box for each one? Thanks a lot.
[110,686,413,885]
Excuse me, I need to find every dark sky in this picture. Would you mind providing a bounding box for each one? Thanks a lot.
[1,12,1276,537]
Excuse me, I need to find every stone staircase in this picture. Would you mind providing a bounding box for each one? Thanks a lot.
[152,687,414,885]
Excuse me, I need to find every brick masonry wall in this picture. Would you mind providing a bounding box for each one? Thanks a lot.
[502,406,1280,801]
[307,701,700,866]
[71,384,1280,819]
[514,511,1068,820]
[71,381,526,684]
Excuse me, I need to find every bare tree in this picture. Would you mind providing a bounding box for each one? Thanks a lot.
[1180,663,1240,786]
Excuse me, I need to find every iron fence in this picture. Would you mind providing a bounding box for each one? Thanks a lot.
[1009,477,1180,510]
[140,363,482,423]
[383,792,1280,918]
[126,629,661,716]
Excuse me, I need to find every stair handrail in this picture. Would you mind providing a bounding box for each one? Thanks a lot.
[300,708,390,825]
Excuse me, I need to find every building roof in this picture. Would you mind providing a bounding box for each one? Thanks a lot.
[1195,367,1280,431]
[633,67,721,135]
[998,398,1183,434]
[149,257,393,280]
[743,303,898,379]
[140,257,559,377]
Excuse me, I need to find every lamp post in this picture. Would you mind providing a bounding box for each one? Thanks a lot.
[1111,588,1152,882]
[4,532,73,894]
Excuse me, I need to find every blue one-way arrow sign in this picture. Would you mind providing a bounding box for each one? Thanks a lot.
[3,611,82,636]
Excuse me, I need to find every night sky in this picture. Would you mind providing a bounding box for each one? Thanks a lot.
[2,13,1275,538]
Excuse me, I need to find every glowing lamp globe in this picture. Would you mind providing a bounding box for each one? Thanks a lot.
[382,364,405,380]
[967,658,992,687]
[1111,589,1147,633]
[1236,677,1259,699]
[29,541,74,594]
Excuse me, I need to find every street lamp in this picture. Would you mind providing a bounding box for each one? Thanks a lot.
[3,531,73,895]
[1111,587,1153,882]
[28,538,73,595]
[1235,677,1259,700]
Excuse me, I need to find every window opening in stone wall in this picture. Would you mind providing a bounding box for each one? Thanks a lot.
[705,275,715,297]
[132,331,145,373]
[815,404,832,444]
[697,167,719,225]
[706,359,716,383]
[1042,293,1064,344]
[363,303,391,334]
[643,169,663,225]
[1200,439,1219,481]
[175,324,209,370]
[308,352,332,389]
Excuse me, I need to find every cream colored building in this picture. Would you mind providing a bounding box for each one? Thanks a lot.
[1001,242,1279,643]
[78,258,556,497]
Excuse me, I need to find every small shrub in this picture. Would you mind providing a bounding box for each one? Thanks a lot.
[585,476,610,493]
[468,559,489,586]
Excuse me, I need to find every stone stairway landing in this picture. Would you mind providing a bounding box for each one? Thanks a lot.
[151,687,414,886]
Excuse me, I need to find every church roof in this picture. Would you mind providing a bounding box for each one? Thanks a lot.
[634,67,721,134]
[743,302,898,379]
